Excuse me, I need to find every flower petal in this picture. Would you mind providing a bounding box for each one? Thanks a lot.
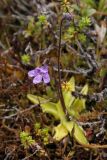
[33,74,42,84]
[39,65,48,73]
[43,73,50,84]
[28,69,36,77]
[34,67,41,74]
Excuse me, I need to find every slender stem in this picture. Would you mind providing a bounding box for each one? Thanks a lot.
[57,19,66,112]
[75,0,80,6]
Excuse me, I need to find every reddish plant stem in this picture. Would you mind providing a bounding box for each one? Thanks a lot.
[57,19,66,112]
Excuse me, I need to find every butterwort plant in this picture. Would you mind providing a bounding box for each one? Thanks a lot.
[28,65,50,84]
[27,77,89,146]
[27,13,89,147]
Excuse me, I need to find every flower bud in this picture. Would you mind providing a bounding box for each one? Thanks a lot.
[62,13,73,21]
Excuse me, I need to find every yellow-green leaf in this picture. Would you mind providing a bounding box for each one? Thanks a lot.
[56,102,66,122]
[71,84,88,114]
[81,84,88,95]
[27,94,59,119]
[53,124,68,141]
[73,123,89,145]
[63,121,74,133]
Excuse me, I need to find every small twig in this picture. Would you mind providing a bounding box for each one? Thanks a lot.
[4,147,16,160]
[76,40,98,71]
[96,119,106,137]
[77,143,107,149]
[21,150,37,160]
[94,11,107,16]
[72,88,107,102]
[79,121,101,127]
[53,66,92,76]
[21,142,50,160]
[1,98,53,120]
[1,104,38,120]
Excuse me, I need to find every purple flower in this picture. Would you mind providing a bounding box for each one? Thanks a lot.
[28,65,50,84]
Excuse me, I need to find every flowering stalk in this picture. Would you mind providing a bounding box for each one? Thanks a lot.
[57,18,66,113]
[57,13,72,113]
